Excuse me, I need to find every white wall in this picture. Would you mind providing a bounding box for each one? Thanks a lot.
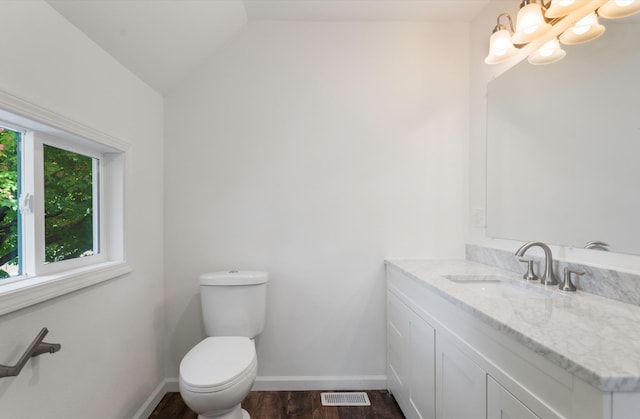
[469,1,640,271]
[164,21,470,385]
[0,2,166,418]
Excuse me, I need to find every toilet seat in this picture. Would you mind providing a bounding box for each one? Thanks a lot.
[180,336,256,394]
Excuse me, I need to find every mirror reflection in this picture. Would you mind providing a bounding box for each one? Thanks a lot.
[486,20,640,255]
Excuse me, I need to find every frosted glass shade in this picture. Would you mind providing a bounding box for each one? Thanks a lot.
[545,0,587,18]
[513,3,552,44]
[528,38,566,65]
[598,0,640,18]
[485,29,519,64]
[559,13,606,44]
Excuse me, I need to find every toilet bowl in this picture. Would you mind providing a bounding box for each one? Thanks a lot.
[178,270,268,419]
[179,336,257,419]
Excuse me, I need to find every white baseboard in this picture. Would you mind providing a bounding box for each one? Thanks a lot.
[130,379,171,419]
[132,375,387,418]
[252,375,387,391]
[160,375,387,392]
[165,377,180,392]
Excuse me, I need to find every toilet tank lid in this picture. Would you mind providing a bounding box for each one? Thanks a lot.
[200,270,269,286]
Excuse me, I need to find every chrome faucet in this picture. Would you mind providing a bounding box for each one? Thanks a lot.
[514,242,558,285]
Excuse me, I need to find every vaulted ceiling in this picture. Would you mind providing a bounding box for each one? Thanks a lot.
[47,0,489,94]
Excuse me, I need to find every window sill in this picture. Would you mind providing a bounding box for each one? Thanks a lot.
[0,261,131,316]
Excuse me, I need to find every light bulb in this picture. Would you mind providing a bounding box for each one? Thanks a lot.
[572,25,590,35]
[485,28,518,64]
[539,41,556,57]
[493,31,513,56]
[513,2,552,44]
[528,38,566,65]
[572,13,596,35]
[545,0,586,18]
[520,4,544,33]
[598,0,640,18]
[560,12,605,44]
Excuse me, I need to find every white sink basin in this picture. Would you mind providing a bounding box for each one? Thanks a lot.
[443,274,563,299]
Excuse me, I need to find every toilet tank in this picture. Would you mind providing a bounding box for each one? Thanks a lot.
[199,270,268,338]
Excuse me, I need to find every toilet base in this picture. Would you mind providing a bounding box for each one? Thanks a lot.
[196,405,250,419]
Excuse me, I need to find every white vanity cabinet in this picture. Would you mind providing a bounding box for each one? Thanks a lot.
[385,262,616,419]
[488,376,539,419]
[387,291,436,419]
[436,332,538,419]
[436,332,487,419]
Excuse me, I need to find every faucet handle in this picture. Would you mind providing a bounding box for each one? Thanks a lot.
[584,241,610,251]
[518,258,539,281]
[559,267,584,292]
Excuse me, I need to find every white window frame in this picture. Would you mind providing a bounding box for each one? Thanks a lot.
[0,89,130,316]
[24,132,105,276]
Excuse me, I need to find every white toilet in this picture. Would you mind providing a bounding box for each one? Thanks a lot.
[179,270,268,419]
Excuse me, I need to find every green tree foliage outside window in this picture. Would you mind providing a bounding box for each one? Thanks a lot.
[0,130,96,279]
[43,145,95,264]
[0,128,19,278]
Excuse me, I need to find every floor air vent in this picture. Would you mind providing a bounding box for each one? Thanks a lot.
[320,392,371,406]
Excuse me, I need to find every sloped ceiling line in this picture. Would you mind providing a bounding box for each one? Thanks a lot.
[47,0,488,94]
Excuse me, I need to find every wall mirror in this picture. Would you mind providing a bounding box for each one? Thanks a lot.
[486,19,640,255]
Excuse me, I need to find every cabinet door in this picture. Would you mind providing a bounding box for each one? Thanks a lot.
[387,291,436,419]
[387,292,410,412]
[408,307,436,419]
[487,376,539,419]
[436,334,487,419]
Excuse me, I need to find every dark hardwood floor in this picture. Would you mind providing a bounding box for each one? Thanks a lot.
[149,391,405,419]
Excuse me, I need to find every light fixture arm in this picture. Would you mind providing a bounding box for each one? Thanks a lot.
[494,13,515,33]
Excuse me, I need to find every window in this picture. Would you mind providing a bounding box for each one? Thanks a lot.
[1,130,106,280]
[0,127,19,278]
[0,92,130,315]
[43,143,99,264]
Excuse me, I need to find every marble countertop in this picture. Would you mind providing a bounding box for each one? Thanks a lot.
[386,259,640,392]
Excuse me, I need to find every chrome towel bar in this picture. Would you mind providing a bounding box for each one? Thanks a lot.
[0,328,61,378]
